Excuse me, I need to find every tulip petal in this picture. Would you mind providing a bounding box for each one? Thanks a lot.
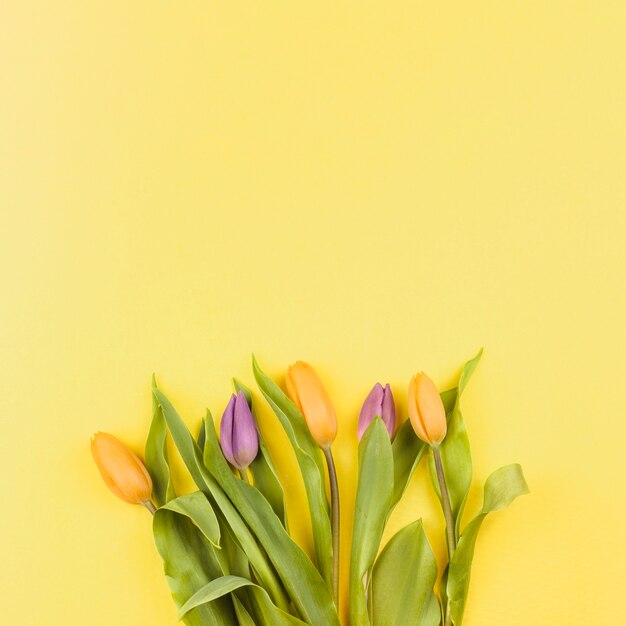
[381,383,396,437]
[232,391,259,469]
[288,361,337,447]
[357,383,384,440]
[408,373,446,446]
[220,394,237,467]
[91,432,153,504]
[416,374,447,445]
[408,375,430,443]
[285,368,302,412]
[391,387,457,507]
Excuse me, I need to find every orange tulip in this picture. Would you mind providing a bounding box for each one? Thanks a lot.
[91,432,153,506]
[407,372,447,446]
[286,361,337,448]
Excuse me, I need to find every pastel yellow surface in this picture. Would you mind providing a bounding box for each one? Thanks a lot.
[1,2,625,625]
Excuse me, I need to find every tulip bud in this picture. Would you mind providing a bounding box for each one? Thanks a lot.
[91,432,153,505]
[286,361,337,448]
[220,391,259,470]
[407,372,447,446]
[358,383,396,439]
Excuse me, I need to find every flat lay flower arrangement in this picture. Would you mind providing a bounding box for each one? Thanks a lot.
[91,350,528,626]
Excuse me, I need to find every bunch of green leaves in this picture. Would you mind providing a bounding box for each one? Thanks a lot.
[143,352,527,626]
[348,351,529,626]
[146,375,338,626]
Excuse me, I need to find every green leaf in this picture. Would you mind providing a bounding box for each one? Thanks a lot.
[145,374,175,507]
[349,418,394,626]
[197,420,206,453]
[233,378,288,527]
[371,520,441,626]
[202,410,340,626]
[232,597,256,626]
[252,355,333,591]
[429,349,483,537]
[179,575,308,626]
[215,513,251,579]
[160,492,220,549]
[391,388,457,509]
[447,464,529,625]
[153,508,236,626]
[151,383,289,612]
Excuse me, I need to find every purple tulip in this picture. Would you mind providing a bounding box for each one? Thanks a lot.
[357,383,396,440]
[220,391,259,469]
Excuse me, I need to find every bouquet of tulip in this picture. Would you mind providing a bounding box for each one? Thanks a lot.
[92,351,528,626]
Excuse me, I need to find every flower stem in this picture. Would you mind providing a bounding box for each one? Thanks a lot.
[238,468,251,485]
[323,445,340,607]
[142,500,157,515]
[432,445,455,626]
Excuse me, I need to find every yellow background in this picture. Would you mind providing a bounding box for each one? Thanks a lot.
[2,2,625,625]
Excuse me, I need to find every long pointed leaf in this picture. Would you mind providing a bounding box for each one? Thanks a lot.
[349,418,394,626]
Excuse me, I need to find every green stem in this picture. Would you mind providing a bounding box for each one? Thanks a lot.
[433,445,455,626]
[323,445,340,607]
[238,468,251,485]
[142,500,157,515]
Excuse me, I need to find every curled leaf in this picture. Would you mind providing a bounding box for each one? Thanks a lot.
[447,464,529,625]
[160,492,220,549]
[179,575,307,625]
[145,374,175,507]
